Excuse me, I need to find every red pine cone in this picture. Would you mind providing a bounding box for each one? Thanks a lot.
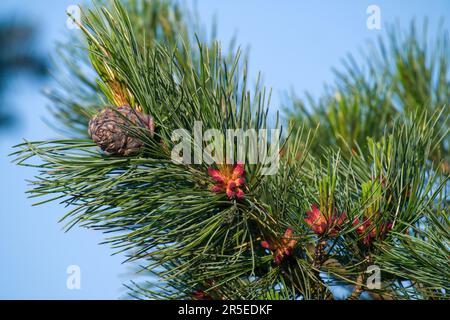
[304,204,347,237]
[208,162,246,199]
[261,228,298,264]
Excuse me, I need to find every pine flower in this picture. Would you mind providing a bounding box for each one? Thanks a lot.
[304,204,346,236]
[261,228,297,264]
[192,290,212,300]
[353,217,393,245]
[208,162,246,199]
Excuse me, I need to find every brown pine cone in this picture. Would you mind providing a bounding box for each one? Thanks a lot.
[88,105,154,156]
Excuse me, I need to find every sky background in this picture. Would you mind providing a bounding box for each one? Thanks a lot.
[0,0,449,299]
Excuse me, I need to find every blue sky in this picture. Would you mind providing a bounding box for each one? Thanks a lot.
[0,0,449,299]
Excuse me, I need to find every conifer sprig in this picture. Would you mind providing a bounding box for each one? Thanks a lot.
[12,0,449,300]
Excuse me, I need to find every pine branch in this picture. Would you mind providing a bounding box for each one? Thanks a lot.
[12,0,450,300]
[284,21,450,174]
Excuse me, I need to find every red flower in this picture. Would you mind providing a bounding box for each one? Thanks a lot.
[261,228,298,264]
[192,290,212,300]
[353,217,393,245]
[208,162,246,199]
[304,205,346,236]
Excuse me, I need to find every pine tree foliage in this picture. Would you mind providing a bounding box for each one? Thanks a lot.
[46,0,232,136]
[12,1,449,300]
[284,22,450,173]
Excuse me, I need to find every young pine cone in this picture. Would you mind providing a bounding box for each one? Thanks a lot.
[88,105,154,156]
